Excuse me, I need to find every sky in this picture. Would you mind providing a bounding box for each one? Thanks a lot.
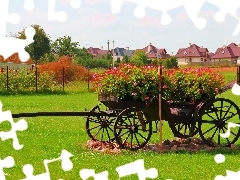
[5,0,240,55]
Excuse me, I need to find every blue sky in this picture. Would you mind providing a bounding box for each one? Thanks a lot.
[6,0,240,55]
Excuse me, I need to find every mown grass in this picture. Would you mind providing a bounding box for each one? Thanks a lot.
[0,72,239,179]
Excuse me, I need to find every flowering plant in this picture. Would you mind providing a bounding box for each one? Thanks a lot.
[91,64,225,104]
[91,64,159,103]
[161,67,225,103]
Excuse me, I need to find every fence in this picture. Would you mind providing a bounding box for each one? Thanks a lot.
[186,60,237,67]
[0,66,92,93]
[0,62,35,70]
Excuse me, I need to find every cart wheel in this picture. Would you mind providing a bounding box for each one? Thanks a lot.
[86,105,116,142]
[114,107,152,150]
[198,98,240,147]
[169,119,198,138]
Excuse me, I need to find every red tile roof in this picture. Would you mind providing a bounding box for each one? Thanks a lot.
[88,47,111,56]
[176,44,210,58]
[211,43,240,59]
[137,43,171,59]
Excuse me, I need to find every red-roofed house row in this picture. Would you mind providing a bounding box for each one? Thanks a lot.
[176,43,213,65]
[211,43,240,64]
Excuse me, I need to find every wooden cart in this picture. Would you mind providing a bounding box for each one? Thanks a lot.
[86,82,240,150]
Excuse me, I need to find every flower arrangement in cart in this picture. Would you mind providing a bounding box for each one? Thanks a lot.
[91,63,225,104]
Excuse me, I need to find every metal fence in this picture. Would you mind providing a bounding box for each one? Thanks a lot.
[0,66,91,93]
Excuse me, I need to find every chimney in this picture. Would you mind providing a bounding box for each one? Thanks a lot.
[171,52,173,56]
[126,47,129,50]
[189,43,191,47]
[223,45,226,49]
[148,42,151,53]
[100,46,103,50]
[201,46,203,48]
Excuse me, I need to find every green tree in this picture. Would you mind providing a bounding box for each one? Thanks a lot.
[39,52,59,64]
[130,50,148,66]
[169,56,178,68]
[51,35,80,58]
[162,56,178,69]
[75,47,93,66]
[17,24,51,62]
[122,55,129,63]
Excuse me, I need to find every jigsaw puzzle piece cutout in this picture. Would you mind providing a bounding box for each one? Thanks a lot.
[133,0,146,18]
[214,170,240,180]
[71,0,81,9]
[116,159,158,180]
[24,0,34,11]
[207,0,240,22]
[181,0,207,29]
[0,102,28,150]
[0,0,20,38]
[206,0,240,35]
[0,156,15,180]
[21,149,73,180]
[0,26,35,62]
[48,0,67,22]
[21,164,51,180]
[79,169,108,180]
[110,0,124,14]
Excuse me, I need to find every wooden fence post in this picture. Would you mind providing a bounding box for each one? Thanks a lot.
[6,66,8,90]
[158,65,163,149]
[63,67,65,91]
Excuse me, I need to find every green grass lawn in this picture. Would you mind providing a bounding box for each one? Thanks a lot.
[0,72,240,179]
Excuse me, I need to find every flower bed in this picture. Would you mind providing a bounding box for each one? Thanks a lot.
[91,64,225,105]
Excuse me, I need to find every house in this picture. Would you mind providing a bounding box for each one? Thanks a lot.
[135,42,171,60]
[87,47,111,58]
[211,43,240,64]
[112,47,135,61]
[176,43,213,65]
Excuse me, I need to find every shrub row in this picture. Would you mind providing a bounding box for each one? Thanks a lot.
[0,68,59,94]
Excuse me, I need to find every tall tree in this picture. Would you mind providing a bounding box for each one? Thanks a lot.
[75,47,93,65]
[130,50,148,66]
[122,54,129,63]
[17,24,51,62]
[51,35,80,58]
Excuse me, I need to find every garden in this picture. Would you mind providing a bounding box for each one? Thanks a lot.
[1,62,240,179]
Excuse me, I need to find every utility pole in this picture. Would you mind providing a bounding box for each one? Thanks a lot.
[112,40,115,67]
[112,40,118,67]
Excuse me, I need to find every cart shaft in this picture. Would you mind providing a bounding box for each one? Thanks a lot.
[12,111,117,118]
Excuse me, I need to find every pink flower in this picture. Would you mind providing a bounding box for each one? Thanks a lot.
[145,96,149,100]
[132,92,136,96]
[134,82,137,86]
[163,85,167,89]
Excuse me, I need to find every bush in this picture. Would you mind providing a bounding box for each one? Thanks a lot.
[38,56,93,84]
[0,68,58,94]
[162,56,178,69]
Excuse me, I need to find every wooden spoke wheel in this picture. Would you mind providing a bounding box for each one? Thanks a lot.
[86,105,116,142]
[114,107,152,151]
[198,98,240,147]
[168,107,198,138]
[169,118,198,138]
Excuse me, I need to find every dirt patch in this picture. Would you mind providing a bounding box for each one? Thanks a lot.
[86,138,239,154]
